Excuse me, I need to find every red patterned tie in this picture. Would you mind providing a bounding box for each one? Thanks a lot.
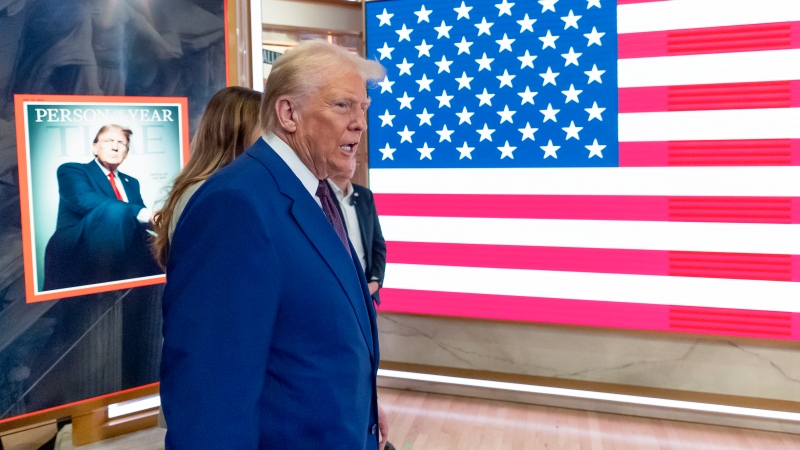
[108,172,123,201]
[316,180,351,255]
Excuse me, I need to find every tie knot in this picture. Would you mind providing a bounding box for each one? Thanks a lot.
[108,172,115,180]
[316,179,330,199]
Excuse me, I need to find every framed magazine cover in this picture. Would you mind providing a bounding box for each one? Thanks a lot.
[15,95,190,303]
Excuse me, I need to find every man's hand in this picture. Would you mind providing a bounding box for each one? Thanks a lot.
[368,281,380,295]
[137,207,153,224]
[378,402,389,450]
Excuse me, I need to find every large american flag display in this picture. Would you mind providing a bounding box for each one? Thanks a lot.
[364,0,800,340]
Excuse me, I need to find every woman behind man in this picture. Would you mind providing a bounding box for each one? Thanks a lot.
[152,86,261,267]
[152,85,260,430]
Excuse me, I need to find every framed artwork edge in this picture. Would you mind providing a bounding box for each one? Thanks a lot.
[1,0,236,432]
[0,383,160,433]
[14,94,189,303]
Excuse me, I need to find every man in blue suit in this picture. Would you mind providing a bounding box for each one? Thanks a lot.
[43,124,161,290]
[160,40,389,449]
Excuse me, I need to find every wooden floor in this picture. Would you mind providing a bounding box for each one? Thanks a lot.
[379,388,800,450]
[4,387,800,449]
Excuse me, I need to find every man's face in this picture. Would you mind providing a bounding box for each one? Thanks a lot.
[93,128,129,171]
[293,71,369,180]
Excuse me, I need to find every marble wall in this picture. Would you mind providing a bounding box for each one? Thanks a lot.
[377,313,800,403]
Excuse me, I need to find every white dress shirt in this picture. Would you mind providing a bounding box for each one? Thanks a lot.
[264,133,321,206]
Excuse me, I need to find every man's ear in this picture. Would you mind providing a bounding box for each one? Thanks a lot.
[275,97,298,133]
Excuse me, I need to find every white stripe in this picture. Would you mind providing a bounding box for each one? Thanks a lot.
[369,167,800,197]
[618,0,800,34]
[618,49,800,87]
[384,263,800,313]
[619,108,800,142]
[380,216,800,255]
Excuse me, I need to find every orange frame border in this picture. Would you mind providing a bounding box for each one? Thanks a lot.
[14,94,191,303]
[0,383,160,429]
[1,0,235,431]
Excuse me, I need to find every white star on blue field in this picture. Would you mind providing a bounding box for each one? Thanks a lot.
[366,0,619,168]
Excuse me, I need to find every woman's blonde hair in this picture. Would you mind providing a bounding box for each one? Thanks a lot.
[152,86,262,268]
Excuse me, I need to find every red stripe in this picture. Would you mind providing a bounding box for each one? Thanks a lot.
[388,241,666,276]
[378,289,798,340]
[667,252,798,282]
[667,197,798,224]
[377,193,666,221]
[375,194,800,224]
[619,140,800,167]
[380,288,669,330]
[387,242,800,282]
[795,254,800,281]
[668,306,792,336]
[619,22,800,59]
[619,81,800,113]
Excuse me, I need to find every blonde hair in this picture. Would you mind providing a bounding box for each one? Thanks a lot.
[152,86,262,268]
[260,40,385,133]
[93,124,133,151]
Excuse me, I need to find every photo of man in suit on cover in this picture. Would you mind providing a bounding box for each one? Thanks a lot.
[43,124,162,290]
[16,98,186,301]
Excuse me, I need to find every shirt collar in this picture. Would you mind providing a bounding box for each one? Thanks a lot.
[326,179,353,203]
[94,159,118,177]
[263,132,319,200]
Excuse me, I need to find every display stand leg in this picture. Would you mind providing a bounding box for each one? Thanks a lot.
[71,405,158,446]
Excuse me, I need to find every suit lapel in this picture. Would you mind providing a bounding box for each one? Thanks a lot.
[118,171,143,206]
[248,140,375,359]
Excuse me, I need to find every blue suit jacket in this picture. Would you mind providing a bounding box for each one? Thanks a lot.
[160,139,380,449]
[52,161,146,231]
[43,160,158,289]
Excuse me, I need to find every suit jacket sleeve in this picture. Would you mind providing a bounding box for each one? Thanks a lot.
[160,188,279,448]
[57,163,143,218]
